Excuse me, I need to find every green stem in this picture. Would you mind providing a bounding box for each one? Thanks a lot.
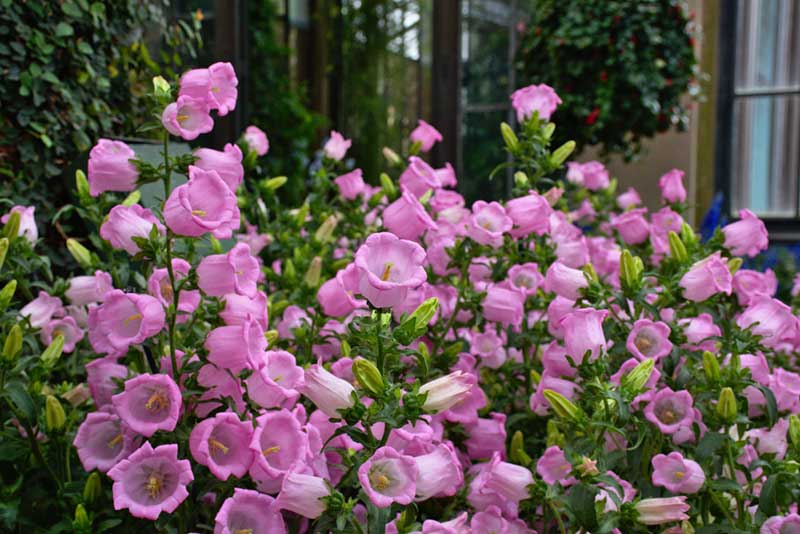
[548,499,567,534]
[375,312,384,373]
[6,400,61,490]
[162,132,180,380]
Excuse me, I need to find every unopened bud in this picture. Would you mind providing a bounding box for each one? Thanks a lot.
[668,231,688,263]
[607,178,618,196]
[620,249,642,291]
[83,471,102,504]
[380,172,397,199]
[500,122,519,152]
[409,297,439,329]
[2,324,23,362]
[530,369,541,385]
[727,257,743,274]
[295,202,309,226]
[543,389,582,421]
[352,358,385,396]
[543,122,556,140]
[702,351,720,382]
[716,387,737,423]
[621,358,655,393]
[577,456,600,476]
[546,419,565,447]
[75,169,91,202]
[0,280,16,311]
[314,215,339,243]
[341,339,351,358]
[209,235,223,254]
[66,239,93,269]
[514,171,529,188]
[73,504,90,530]
[789,415,800,448]
[45,395,66,432]
[264,329,279,346]
[283,259,296,281]
[419,188,434,206]
[304,256,322,287]
[3,211,20,240]
[152,75,171,98]
[510,430,533,467]
[382,147,402,167]
[41,334,65,368]
[121,190,141,207]
[582,263,599,284]
[262,176,288,192]
[550,140,576,167]
[62,384,91,407]
[409,140,423,156]
[680,222,697,247]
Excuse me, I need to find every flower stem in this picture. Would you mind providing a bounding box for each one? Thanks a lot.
[162,132,180,380]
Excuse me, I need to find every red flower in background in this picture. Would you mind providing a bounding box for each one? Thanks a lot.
[586,108,600,125]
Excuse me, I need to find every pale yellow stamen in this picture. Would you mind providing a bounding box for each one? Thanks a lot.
[373,473,391,491]
[159,278,174,302]
[191,209,206,216]
[262,446,280,456]
[381,263,393,281]
[124,313,142,325]
[177,113,190,124]
[107,434,123,448]
[660,409,676,424]
[235,530,253,534]
[272,374,283,383]
[634,335,654,353]
[208,438,229,455]
[146,474,162,499]
[212,86,220,93]
[145,390,169,412]
[674,471,685,479]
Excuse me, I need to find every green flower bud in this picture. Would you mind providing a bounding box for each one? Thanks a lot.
[0,237,7,271]
[304,256,322,288]
[66,239,93,269]
[83,472,102,504]
[716,387,737,423]
[543,389,582,421]
[582,263,599,284]
[510,430,533,467]
[2,324,23,362]
[668,231,688,263]
[500,122,519,152]
[543,122,556,140]
[621,358,655,393]
[606,178,618,196]
[73,504,91,531]
[283,259,296,281]
[45,395,66,432]
[419,188,434,206]
[409,140,423,156]
[729,353,741,372]
[41,334,65,368]
[727,257,743,274]
[702,351,720,382]
[546,419,565,447]
[550,140,576,167]
[0,279,17,311]
[680,222,697,247]
[314,215,339,243]
[408,297,439,329]
[295,202,309,227]
[513,171,529,189]
[352,358,385,396]
[3,211,20,240]
[530,369,541,385]
[75,169,91,203]
[264,329,279,346]
[382,147,402,167]
[340,339,351,358]
[620,249,642,291]
[262,176,288,192]
[121,190,141,207]
[380,172,397,200]
[789,415,800,448]
[209,235,223,254]
[681,520,695,534]
[152,75,171,98]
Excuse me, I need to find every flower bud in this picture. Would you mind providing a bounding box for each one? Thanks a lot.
[66,238,93,269]
[716,387,737,423]
[668,231,688,263]
[314,215,339,243]
[3,211,20,241]
[680,222,697,247]
[419,188,434,206]
[0,237,7,271]
[62,384,91,407]
[209,235,223,254]
[621,358,655,394]
[45,395,66,432]
[283,259,297,281]
[2,324,23,362]
[340,339,351,358]
[728,353,741,372]
[543,389,582,421]
[352,358,385,396]
[121,190,141,207]
[83,471,102,504]
[582,263,599,284]
[0,280,17,312]
[408,139,423,156]
[546,419,565,447]
[264,329,279,346]
[510,430,533,467]
[382,147,402,167]
[262,176,288,192]
[513,171,529,188]
[543,122,555,140]
[41,334,65,368]
[152,75,171,98]
[304,256,322,288]
[73,504,91,531]
[702,351,720,382]
[408,297,439,329]
[416,342,430,376]
[681,520,695,534]
[379,172,397,199]
[75,169,91,203]
[607,178,618,196]
[530,369,541,385]
[419,371,473,413]
[500,122,519,152]
[788,415,800,449]
[550,140,576,167]
[620,249,642,291]
[577,456,600,476]
[727,257,743,274]
[295,202,309,226]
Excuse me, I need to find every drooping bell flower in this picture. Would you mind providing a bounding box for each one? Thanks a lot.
[505,191,552,238]
[73,411,137,473]
[100,204,166,255]
[561,308,608,363]
[649,207,684,255]
[164,165,240,239]
[541,341,576,378]
[566,161,609,190]
[410,119,443,152]
[732,269,777,306]
[506,263,544,296]
[382,191,438,241]
[482,285,524,328]
[245,350,304,409]
[617,187,642,209]
[323,130,351,161]
[301,363,355,417]
[358,446,418,508]
[634,497,690,525]
[107,442,193,520]
[414,442,463,500]
[678,252,732,302]
[399,156,440,198]
[644,388,695,434]
[610,208,650,245]
[544,261,589,300]
[419,370,473,413]
[736,297,797,348]
[721,209,769,258]
[41,316,84,353]
[472,330,507,369]
[761,514,800,534]
[510,83,561,122]
[334,168,366,200]
[468,452,534,517]
[276,469,330,519]
[243,125,270,156]
[248,409,311,493]
[112,373,181,437]
[214,488,287,533]
[87,139,139,197]
[679,313,722,352]
[179,62,238,115]
[193,143,244,192]
[317,263,367,317]
[205,318,267,373]
[529,373,581,416]
[85,357,128,409]
[745,418,789,460]
[236,220,271,255]
[464,413,507,460]
[189,411,255,480]
[354,232,427,309]
[658,169,687,203]
[536,445,575,486]
[651,452,705,494]
[468,201,512,248]
[627,319,673,362]
[546,295,575,338]
[435,162,458,187]
[161,95,214,140]
[276,305,311,339]
[66,270,113,306]
[20,291,63,328]
[147,258,200,322]
[197,243,260,298]
[88,290,165,354]
[219,290,269,329]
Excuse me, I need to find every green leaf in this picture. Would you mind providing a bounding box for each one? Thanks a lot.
[758,475,779,517]
[4,381,36,422]
[695,431,726,461]
[61,1,82,17]
[566,483,599,530]
[55,22,74,37]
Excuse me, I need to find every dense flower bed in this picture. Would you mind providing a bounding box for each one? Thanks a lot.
[1,63,799,534]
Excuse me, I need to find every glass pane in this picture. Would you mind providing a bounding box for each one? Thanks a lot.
[461,0,512,106]
[461,110,508,203]
[730,95,800,217]
[735,0,800,90]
